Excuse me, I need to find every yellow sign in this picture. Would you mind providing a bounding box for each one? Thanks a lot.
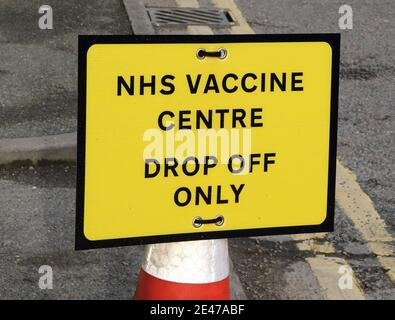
[76,35,339,250]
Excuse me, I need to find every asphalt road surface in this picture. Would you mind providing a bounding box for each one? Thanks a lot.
[0,163,143,299]
[0,0,131,138]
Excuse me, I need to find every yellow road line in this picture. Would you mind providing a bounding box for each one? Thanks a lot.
[306,256,365,300]
[175,0,199,6]
[336,160,393,243]
[186,25,214,35]
[378,257,395,282]
[368,242,394,257]
[297,240,336,254]
[176,0,214,35]
[336,160,394,281]
[293,233,327,241]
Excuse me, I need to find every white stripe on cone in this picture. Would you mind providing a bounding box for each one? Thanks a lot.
[142,239,229,284]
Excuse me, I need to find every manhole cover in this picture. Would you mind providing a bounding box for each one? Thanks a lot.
[147,7,235,26]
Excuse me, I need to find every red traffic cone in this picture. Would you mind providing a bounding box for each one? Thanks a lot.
[134,239,230,300]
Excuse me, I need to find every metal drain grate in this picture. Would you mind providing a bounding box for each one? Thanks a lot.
[147,7,235,26]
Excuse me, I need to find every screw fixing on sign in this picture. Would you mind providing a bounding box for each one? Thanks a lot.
[134,239,230,300]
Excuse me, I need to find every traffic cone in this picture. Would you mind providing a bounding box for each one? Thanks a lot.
[134,239,230,300]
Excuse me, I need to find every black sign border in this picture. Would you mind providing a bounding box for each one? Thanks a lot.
[76,34,340,250]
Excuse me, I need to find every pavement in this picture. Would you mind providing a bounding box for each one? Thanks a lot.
[0,0,394,300]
